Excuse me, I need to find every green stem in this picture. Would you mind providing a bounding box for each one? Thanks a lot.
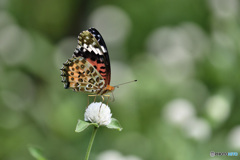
[84,126,98,160]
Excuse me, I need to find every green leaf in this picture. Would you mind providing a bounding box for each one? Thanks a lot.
[28,146,47,160]
[90,123,99,128]
[75,120,100,132]
[75,120,91,132]
[106,118,123,131]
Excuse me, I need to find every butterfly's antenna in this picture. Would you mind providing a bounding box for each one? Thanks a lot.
[113,80,137,88]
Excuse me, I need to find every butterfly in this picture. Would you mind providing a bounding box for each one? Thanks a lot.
[60,28,115,96]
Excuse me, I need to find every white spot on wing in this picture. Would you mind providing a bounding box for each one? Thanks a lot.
[92,47,98,55]
[96,48,103,55]
[89,45,94,52]
[101,46,107,53]
[86,45,93,52]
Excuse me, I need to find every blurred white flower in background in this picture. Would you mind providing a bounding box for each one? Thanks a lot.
[157,46,194,83]
[209,31,237,70]
[182,117,211,141]
[163,99,212,141]
[146,23,209,83]
[207,158,221,160]
[97,150,142,160]
[205,94,231,126]
[84,102,112,126]
[146,23,209,58]
[208,0,239,18]
[163,99,196,126]
[0,11,15,28]
[212,31,235,53]
[0,11,33,66]
[227,126,240,149]
[0,0,8,8]
[88,5,131,44]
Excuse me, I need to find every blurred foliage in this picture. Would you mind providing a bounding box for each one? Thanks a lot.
[1,0,240,160]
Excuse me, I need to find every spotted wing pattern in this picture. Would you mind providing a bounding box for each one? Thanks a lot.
[73,28,111,86]
[61,57,105,93]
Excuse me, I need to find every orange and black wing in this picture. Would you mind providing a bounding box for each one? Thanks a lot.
[73,28,111,86]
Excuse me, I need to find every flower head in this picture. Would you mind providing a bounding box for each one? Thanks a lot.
[84,102,112,126]
[97,150,142,160]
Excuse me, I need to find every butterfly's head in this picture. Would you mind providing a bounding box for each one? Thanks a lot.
[105,85,115,93]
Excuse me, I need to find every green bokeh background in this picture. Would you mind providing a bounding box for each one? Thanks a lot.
[1,0,240,160]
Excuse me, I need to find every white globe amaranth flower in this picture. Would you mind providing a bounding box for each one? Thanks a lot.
[97,150,142,160]
[84,102,112,126]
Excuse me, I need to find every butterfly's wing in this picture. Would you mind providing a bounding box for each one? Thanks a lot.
[61,57,105,94]
[73,28,111,86]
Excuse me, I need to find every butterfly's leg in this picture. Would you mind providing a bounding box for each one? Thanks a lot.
[101,96,105,102]
[104,95,110,105]
[107,96,110,105]
[98,102,103,113]
[88,95,89,106]
[94,96,97,102]
[88,95,97,105]
[99,95,110,104]
[111,92,115,102]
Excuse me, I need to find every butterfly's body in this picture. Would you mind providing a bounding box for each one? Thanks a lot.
[61,28,115,96]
